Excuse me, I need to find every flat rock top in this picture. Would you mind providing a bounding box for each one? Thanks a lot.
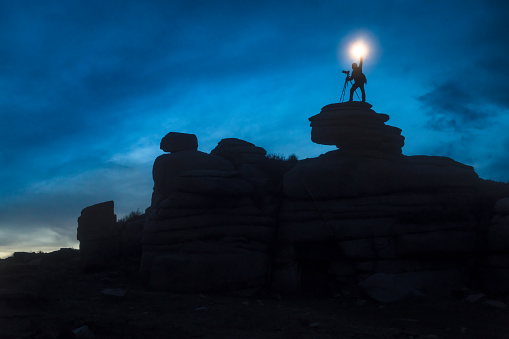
[309,101,389,123]
[323,101,373,110]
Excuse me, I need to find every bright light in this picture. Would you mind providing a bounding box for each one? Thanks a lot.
[350,41,368,59]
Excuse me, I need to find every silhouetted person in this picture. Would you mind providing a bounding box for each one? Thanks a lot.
[347,56,367,102]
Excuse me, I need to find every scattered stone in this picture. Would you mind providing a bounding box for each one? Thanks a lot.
[465,293,485,303]
[355,299,367,306]
[72,325,95,339]
[100,288,126,298]
[359,273,419,304]
[483,299,507,309]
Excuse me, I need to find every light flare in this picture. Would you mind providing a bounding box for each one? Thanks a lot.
[350,41,368,59]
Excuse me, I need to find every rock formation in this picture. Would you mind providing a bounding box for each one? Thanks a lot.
[272,101,495,296]
[141,136,280,293]
[77,201,119,272]
[160,132,198,153]
[78,101,509,299]
[481,198,509,294]
[309,102,404,155]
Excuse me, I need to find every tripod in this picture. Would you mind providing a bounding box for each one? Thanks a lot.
[340,72,361,103]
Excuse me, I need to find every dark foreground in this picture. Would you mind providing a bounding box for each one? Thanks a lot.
[1,249,508,339]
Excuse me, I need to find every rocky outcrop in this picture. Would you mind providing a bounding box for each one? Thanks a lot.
[273,150,485,296]
[141,135,280,293]
[480,198,509,294]
[77,201,145,272]
[78,101,509,298]
[271,102,499,297]
[309,102,404,155]
[77,201,119,272]
[160,132,198,153]
[210,138,267,166]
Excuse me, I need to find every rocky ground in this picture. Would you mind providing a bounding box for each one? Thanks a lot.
[1,249,509,339]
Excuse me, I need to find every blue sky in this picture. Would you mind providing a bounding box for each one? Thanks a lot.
[1,0,509,257]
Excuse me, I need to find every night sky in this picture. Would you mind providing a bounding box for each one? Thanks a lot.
[1,0,508,257]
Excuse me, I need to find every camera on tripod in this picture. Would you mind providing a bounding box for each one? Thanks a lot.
[342,70,350,75]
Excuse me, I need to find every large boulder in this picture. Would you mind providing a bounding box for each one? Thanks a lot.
[272,124,484,295]
[77,201,119,272]
[160,132,198,153]
[283,152,478,200]
[142,136,279,294]
[309,102,404,155]
[151,150,234,207]
[210,138,267,167]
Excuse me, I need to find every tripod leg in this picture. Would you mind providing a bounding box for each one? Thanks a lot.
[340,80,349,103]
[354,89,361,101]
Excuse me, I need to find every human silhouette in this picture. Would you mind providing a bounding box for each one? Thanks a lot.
[347,56,367,102]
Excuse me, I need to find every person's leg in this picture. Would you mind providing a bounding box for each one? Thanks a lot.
[360,84,366,102]
[349,83,359,101]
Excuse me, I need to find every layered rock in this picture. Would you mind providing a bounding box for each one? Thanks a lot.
[272,102,490,297]
[141,135,279,293]
[77,201,119,272]
[309,102,404,155]
[78,102,509,298]
[160,132,198,153]
[480,198,509,294]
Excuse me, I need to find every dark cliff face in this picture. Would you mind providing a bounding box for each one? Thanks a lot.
[78,102,509,298]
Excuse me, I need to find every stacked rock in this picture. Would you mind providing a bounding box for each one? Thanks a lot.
[141,133,277,293]
[272,102,487,297]
[211,138,284,215]
[77,201,119,272]
[211,138,267,166]
[309,102,404,155]
[481,198,509,294]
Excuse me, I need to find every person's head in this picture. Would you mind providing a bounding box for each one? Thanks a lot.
[352,63,358,69]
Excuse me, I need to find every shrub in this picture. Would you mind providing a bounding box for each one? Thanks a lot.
[266,153,299,162]
[118,209,144,224]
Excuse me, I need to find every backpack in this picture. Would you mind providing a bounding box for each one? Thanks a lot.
[359,73,367,84]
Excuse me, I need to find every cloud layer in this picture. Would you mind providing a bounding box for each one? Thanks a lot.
[1,0,509,256]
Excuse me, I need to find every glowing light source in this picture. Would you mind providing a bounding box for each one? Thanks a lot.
[350,41,368,59]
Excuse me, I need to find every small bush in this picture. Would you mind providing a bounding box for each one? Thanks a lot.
[266,153,299,162]
[118,209,144,224]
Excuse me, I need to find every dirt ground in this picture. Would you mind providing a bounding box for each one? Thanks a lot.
[1,249,509,339]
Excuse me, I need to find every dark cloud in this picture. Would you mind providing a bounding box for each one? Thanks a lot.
[3,0,509,256]
[418,80,494,131]
[417,0,509,132]
[481,142,509,183]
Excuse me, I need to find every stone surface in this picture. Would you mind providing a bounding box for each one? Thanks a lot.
[142,135,281,293]
[283,152,478,200]
[271,129,487,295]
[149,250,269,292]
[151,150,234,207]
[309,102,404,155]
[78,103,509,297]
[494,198,509,215]
[359,273,417,303]
[210,138,267,167]
[160,132,198,153]
[77,201,119,272]
[360,270,465,302]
